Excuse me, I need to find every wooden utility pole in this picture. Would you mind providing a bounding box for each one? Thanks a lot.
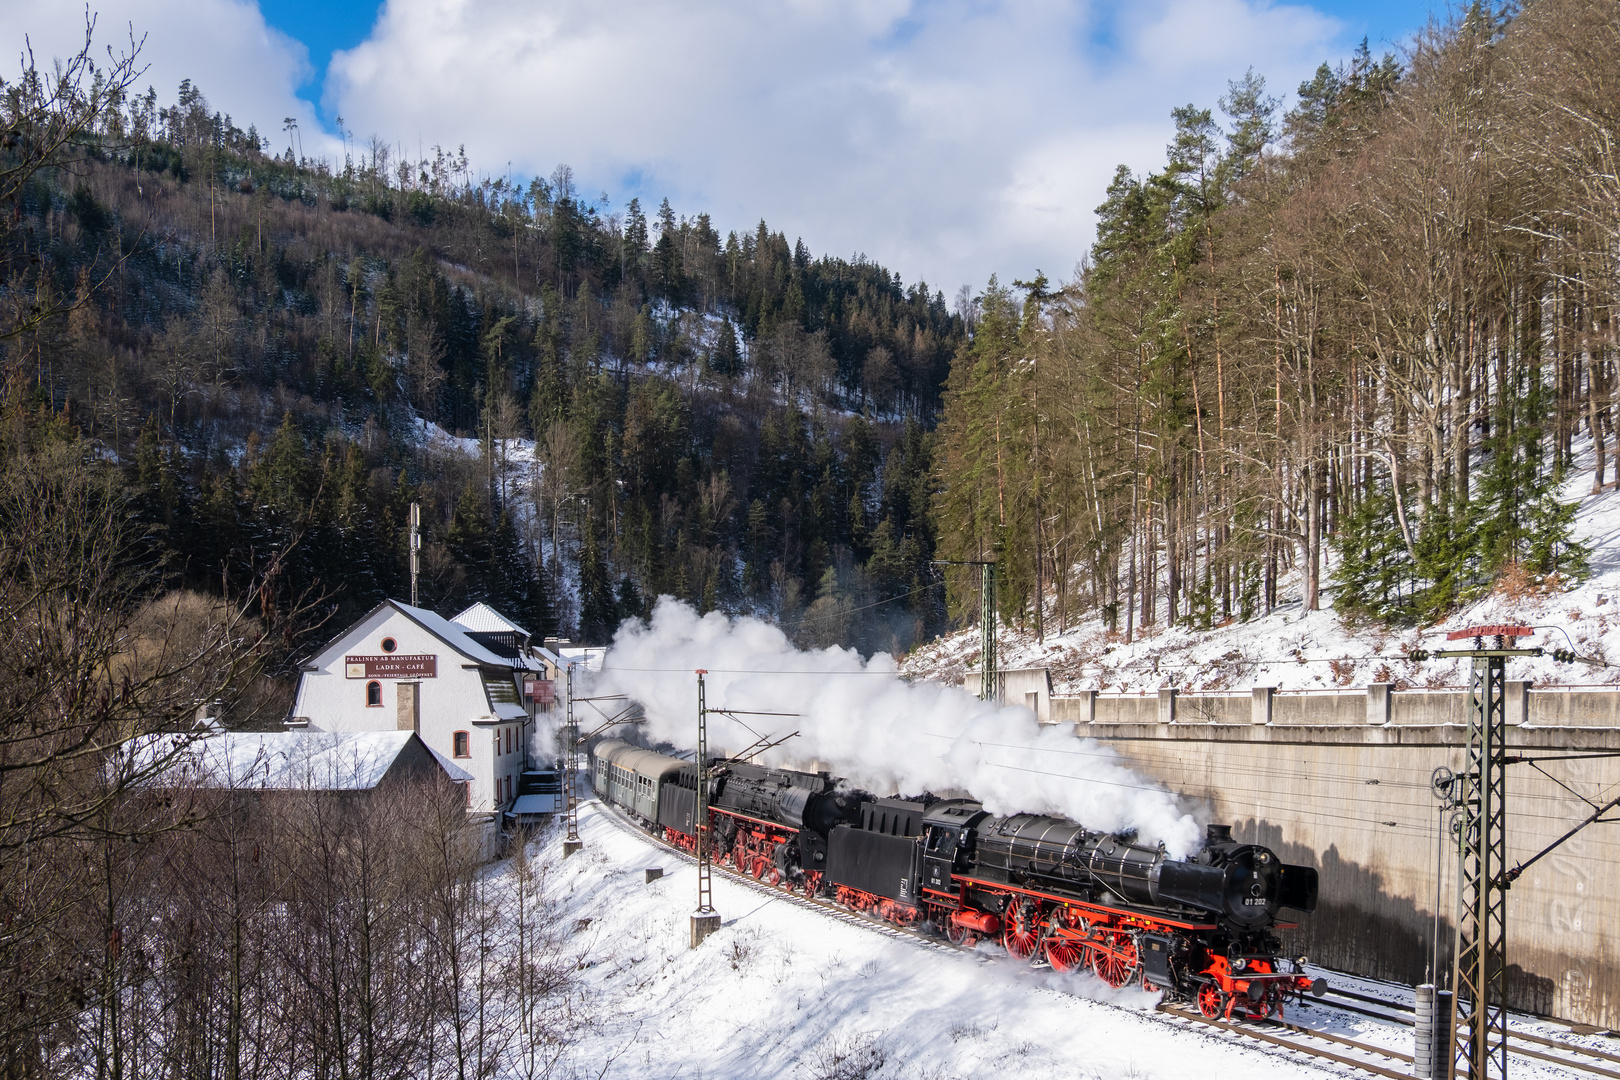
[934,560,998,702]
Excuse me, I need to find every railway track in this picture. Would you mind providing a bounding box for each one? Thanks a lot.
[1159,1002,1416,1079]
[586,798,1615,1079]
[1298,985,1620,1077]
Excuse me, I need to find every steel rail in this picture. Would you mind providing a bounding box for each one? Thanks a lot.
[1158,1004,1414,1079]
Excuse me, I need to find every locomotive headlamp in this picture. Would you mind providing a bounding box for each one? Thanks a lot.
[1232,957,1247,972]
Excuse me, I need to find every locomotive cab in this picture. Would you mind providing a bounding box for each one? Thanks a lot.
[920,801,988,896]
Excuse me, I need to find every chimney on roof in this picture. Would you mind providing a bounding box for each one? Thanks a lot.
[397,682,420,734]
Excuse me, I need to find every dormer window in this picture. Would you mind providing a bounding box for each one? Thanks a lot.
[366,681,382,707]
[453,731,470,758]
[381,637,398,653]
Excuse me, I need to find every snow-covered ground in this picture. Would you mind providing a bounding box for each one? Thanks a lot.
[515,802,1603,1079]
[904,454,1620,695]
[536,803,1289,1079]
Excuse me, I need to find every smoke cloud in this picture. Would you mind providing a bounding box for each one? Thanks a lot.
[585,598,1203,858]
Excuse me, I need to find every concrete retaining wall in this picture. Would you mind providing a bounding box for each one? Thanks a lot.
[1048,684,1620,1028]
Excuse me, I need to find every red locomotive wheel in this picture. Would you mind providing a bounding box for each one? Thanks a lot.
[1197,983,1226,1019]
[1092,933,1140,988]
[1045,941,1084,973]
[767,867,782,886]
[751,858,769,880]
[945,921,970,946]
[1003,923,1039,960]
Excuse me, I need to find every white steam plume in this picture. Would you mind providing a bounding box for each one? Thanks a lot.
[585,598,1203,858]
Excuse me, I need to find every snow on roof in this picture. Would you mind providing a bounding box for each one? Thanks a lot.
[132,731,425,791]
[509,792,560,816]
[392,600,513,668]
[426,743,475,784]
[453,601,530,637]
[559,646,605,672]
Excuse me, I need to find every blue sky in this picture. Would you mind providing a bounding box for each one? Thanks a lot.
[258,0,381,99]
[5,0,1454,292]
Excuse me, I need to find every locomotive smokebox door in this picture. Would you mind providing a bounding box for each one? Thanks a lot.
[1141,934,1173,987]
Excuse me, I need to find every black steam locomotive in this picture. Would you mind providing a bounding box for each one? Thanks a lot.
[591,739,1324,1019]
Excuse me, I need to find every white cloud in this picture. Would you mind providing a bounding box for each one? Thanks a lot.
[326,0,1341,292]
[4,0,1344,293]
[0,0,338,159]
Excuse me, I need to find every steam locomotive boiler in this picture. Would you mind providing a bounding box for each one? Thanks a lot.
[590,739,1324,1020]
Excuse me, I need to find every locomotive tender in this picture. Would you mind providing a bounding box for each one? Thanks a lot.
[591,738,1324,1020]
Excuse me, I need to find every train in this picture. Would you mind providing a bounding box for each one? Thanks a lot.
[591,737,1326,1020]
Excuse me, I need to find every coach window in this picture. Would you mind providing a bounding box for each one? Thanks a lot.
[366,680,382,707]
[453,731,470,758]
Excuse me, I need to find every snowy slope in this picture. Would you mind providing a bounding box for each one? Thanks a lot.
[903,452,1620,694]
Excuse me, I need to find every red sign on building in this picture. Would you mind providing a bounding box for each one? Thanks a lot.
[345,654,438,679]
[524,679,556,704]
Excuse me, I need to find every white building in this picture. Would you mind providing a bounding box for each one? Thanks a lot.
[286,599,554,815]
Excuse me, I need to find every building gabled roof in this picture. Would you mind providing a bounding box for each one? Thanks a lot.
[481,671,529,721]
[392,600,515,667]
[558,646,605,673]
[425,743,475,783]
[300,599,520,673]
[452,602,530,637]
[131,731,468,791]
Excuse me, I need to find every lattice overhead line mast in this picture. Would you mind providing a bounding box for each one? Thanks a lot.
[1415,624,1602,1080]
[687,673,799,949]
[562,691,642,857]
[562,660,582,857]
[690,669,720,947]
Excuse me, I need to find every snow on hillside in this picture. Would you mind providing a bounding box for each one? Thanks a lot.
[903,452,1620,695]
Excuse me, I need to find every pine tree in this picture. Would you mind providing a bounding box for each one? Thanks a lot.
[711,318,741,377]
[577,520,617,642]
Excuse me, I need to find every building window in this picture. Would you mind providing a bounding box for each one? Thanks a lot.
[453,731,470,758]
[381,636,397,653]
[366,681,382,707]
[505,727,513,755]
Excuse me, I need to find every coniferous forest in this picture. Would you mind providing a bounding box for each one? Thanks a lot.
[934,1,1610,636]
[1,38,963,676]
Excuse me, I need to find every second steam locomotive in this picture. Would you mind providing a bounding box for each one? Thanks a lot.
[592,739,1325,1019]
